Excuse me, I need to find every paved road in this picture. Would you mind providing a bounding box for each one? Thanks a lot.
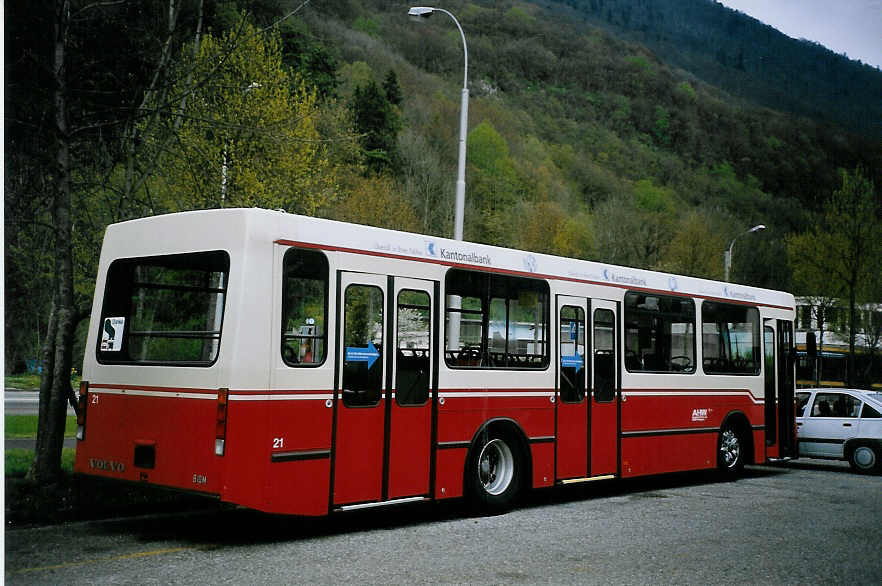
[5,463,880,584]
[5,438,78,451]
[5,389,77,451]
[4,390,76,416]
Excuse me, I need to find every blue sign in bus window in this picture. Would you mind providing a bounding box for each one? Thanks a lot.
[346,340,380,369]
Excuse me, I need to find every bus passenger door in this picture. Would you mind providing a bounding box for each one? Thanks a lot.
[334,272,387,506]
[591,301,619,477]
[763,324,778,453]
[387,278,437,500]
[763,318,797,459]
[770,319,797,458]
[556,296,589,480]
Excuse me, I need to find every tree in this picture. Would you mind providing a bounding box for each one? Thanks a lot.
[787,168,882,386]
[855,305,882,387]
[279,18,341,100]
[466,120,523,244]
[333,174,420,232]
[516,200,594,259]
[657,210,726,279]
[29,0,77,486]
[800,296,840,386]
[350,79,400,174]
[2,0,212,485]
[382,69,403,106]
[593,180,678,270]
[145,20,337,214]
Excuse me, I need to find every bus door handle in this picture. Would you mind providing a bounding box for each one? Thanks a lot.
[842,423,852,427]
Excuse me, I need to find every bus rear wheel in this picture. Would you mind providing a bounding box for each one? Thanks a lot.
[466,430,522,514]
[717,424,744,477]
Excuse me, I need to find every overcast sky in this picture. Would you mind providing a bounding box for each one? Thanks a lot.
[718,0,882,69]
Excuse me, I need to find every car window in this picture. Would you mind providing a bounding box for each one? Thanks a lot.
[836,394,861,417]
[796,392,811,417]
[810,392,859,418]
[861,402,881,418]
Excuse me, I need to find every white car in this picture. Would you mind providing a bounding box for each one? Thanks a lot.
[795,388,882,473]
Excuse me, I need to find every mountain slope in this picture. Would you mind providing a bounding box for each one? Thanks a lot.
[546,0,882,139]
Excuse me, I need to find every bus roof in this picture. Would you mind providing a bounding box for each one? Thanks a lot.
[104,208,795,310]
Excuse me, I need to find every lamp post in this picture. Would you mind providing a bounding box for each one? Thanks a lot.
[724,224,766,282]
[409,7,469,352]
[408,6,468,241]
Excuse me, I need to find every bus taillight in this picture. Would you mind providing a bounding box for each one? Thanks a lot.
[215,388,229,456]
[76,381,89,440]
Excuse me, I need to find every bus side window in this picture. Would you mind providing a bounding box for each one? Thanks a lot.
[444,268,549,370]
[701,301,761,375]
[281,248,329,367]
[624,292,695,374]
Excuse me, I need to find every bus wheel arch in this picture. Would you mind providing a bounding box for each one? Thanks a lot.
[718,411,752,476]
[464,418,531,514]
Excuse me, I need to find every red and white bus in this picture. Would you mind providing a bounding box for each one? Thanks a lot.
[74,208,797,515]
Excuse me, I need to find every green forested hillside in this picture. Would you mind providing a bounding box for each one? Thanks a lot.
[552,0,882,140]
[5,0,881,372]
[320,0,878,278]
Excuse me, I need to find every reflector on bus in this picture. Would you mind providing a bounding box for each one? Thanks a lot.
[215,388,229,456]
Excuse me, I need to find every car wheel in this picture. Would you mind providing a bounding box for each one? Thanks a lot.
[848,442,880,474]
[718,424,744,477]
[466,430,522,513]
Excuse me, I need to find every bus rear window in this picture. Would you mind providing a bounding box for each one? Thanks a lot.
[97,251,229,366]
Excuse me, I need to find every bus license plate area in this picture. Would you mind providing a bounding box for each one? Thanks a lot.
[134,443,156,469]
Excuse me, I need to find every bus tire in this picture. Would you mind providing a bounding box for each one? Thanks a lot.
[847,442,879,474]
[466,429,523,514]
[717,423,745,477]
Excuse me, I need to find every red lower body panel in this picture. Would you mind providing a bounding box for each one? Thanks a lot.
[74,387,224,495]
[621,433,717,477]
[75,384,772,516]
[434,393,556,498]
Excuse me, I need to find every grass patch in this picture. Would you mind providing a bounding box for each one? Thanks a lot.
[4,373,82,390]
[5,447,75,478]
[5,415,76,438]
[5,373,42,389]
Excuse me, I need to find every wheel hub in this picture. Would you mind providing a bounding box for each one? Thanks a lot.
[720,429,741,468]
[478,438,514,495]
[853,446,875,469]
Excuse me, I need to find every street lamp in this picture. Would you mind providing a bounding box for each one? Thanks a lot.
[724,224,766,282]
[408,6,468,241]
[409,6,469,352]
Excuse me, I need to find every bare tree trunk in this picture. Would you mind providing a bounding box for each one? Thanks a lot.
[33,299,57,466]
[817,310,824,387]
[30,0,74,486]
[847,288,857,387]
[121,0,203,212]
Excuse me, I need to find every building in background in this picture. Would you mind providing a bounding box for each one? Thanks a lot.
[794,297,881,389]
